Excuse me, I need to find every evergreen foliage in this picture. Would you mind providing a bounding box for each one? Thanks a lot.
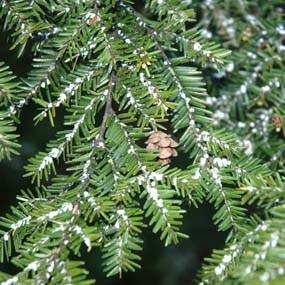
[0,0,284,284]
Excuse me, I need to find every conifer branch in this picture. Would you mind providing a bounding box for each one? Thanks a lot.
[98,72,115,141]
[1,1,285,284]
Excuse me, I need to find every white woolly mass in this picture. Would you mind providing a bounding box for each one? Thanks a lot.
[237,121,246,128]
[276,24,285,35]
[38,155,53,171]
[197,131,211,142]
[9,105,16,115]
[206,96,217,105]
[214,246,239,276]
[149,172,163,181]
[81,159,91,183]
[10,216,31,230]
[260,272,269,282]
[213,157,231,168]
[222,255,232,263]
[200,154,209,167]
[49,147,61,158]
[226,62,234,72]
[64,98,98,143]
[210,167,221,185]
[117,209,128,222]
[37,202,73,221]
[1,276,19,285]
[192,168,201,180]
[156,199,164,208]
[245,186,256,192]
[259,223,268,231]
[38,147,63,171]
[73,225,92,250]
[26,261,39,271]
[47,261,55,273]
[123,84,153,122]
[148,186,159,201]
[146,182,168,214]
[203,50,212,58]
[84,192,99,211]
[136,175,145,185]
[193,42,202,51]
[270,233,279,247]
[213,110,227,121]
[240,84,247,94]
[3,232,9,241]
[261,85,270,92]
[127,145,136,154]
[201,29,212,39]
[214,266,223,275]
[59,93,67,102]
[139,72,166,109]
[240,139,253,155]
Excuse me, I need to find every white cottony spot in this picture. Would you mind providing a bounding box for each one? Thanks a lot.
[59,93,67,102]
[214,266,223,275]
[193,42,202,51]
[222,255,231,263]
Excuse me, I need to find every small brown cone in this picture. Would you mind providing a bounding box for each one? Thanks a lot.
[159,147,172,159]
[170,140,179,148]
[157,138,171,147]
[171,148,178,157]
[145,131,178,164]
[146,134,160,144]
[157,131,168,138]
[146,143,156,150]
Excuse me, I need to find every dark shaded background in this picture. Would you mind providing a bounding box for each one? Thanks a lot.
[0,2,227,284]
